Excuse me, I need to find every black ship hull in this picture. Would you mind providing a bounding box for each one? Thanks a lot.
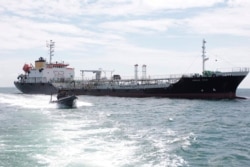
[66,75,246,99]
[14,82,58,94]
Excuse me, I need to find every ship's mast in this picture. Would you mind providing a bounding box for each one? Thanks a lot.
[47,40,55,64]
[202,39,209,74]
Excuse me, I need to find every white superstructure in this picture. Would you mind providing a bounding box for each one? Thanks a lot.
[16,40,74,83]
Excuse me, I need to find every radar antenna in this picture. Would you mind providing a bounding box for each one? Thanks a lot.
[47,40,55,64]
[202,39,209,74]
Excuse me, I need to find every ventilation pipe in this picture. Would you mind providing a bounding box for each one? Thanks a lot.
[134,64,138,83]
[142,64,146,79]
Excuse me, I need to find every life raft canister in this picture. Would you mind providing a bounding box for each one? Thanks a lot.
[22,64,31,73]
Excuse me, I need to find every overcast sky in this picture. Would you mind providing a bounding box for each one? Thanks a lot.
[1,0,250,88]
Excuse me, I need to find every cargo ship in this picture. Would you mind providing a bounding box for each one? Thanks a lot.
[14,40,74,94]
[14,40,249,99]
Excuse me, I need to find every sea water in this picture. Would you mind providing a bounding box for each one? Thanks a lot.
[0,88,250,167]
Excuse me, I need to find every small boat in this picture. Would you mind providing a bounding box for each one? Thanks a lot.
[50,90,78,108]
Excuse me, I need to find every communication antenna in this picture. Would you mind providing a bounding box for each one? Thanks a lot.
[47,40,55,64]
[202,39,209,74]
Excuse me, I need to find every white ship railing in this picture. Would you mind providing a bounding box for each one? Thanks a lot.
[76,73,189,82]
[17,77,48,83]
[76,67,248,81]
[51,67,249,89]
[216,67,249,73]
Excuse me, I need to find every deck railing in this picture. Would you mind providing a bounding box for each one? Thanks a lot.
[58,67,249,86]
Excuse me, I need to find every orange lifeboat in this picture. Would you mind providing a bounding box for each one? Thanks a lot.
[23,64,31,73]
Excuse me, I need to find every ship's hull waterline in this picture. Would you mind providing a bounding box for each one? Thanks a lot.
[14,82,58,94]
